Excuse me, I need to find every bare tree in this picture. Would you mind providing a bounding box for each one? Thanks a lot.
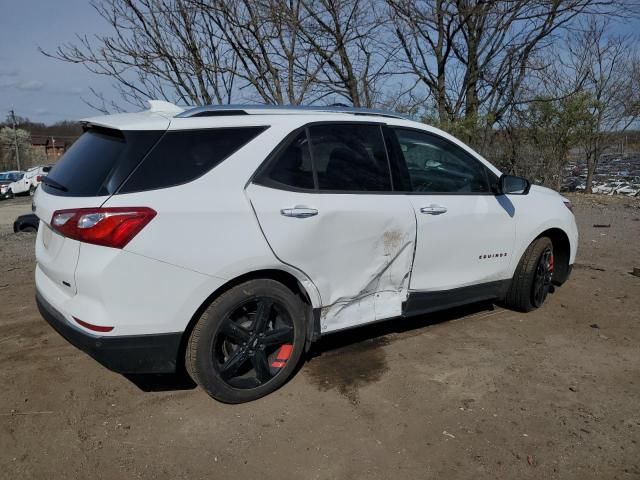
[44,0,393,109]
[387,0,635,130]
[195,0,326,104]
[570,19,640,193]
[293,0,394,107]
[42,0,239,110]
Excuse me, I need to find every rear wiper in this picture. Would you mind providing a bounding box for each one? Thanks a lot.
[41,177,68,192]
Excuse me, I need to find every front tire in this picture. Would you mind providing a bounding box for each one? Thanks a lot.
[186,279,307,403]
[504,237,554,312]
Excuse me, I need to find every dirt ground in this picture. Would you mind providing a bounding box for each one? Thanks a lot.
[0,193,639,479]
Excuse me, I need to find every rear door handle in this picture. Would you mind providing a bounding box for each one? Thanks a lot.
[280,207,318,218]
[420,205,447,215]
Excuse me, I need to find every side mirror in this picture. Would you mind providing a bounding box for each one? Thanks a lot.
[498,174,530,195]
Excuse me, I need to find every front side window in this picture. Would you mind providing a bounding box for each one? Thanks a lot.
[309,124,391,192]
[393,129,492,193]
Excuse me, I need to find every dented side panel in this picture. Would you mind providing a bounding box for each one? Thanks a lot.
[246,184,417,333]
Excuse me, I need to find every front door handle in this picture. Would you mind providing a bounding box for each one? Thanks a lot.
[420,205,447,215]
[280,207,318,218]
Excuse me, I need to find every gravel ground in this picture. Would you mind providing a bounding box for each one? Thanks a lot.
[0,193,639,479]
[0,196,32,235]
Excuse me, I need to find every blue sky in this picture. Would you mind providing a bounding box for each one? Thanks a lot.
[0,0,114,124]
[1,1,639,124]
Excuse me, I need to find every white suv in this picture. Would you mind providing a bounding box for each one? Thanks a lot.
[34,102,578,403]
[0,171,27,198]
[24,165,52,195]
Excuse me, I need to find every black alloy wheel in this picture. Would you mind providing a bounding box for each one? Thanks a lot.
[214,297,294,389]
[504,236,555,312]
[186,279,307,403]
[532,247,554,308]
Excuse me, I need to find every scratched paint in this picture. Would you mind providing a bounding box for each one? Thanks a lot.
[247,184,417,334]
[319,227,415,333]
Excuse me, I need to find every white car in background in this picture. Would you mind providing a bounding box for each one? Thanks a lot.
[33,102,578,403]
[0,166,52,199]
[0,171,27,199]
[24,165,52,195]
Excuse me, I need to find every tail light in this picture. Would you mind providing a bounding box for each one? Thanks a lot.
[36,175,41,182]
[51,207,156,249]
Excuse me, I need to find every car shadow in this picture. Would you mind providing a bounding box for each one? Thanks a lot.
[123,371,197,392]
[122,300,497,394]
[309,300,496,356]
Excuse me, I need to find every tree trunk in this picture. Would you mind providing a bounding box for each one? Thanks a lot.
[584,143,600,194]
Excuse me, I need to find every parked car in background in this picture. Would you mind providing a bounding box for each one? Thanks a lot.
[34,101,578,403]
[0,171,26,199]
[24,165,52,195]
[13,213,40,233]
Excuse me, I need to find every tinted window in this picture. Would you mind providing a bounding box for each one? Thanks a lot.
[309,124,391,192]
[0,172,21,182]
[394,129,492,193]
[43,128,162,197]
[262,131,314,189]
[120,127,267,193]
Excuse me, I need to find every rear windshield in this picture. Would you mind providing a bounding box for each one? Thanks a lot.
[42,127,163,197]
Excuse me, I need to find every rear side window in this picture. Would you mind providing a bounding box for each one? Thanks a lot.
[310,124,391,192]
[43,128,163,197]
[119,127,267,193]
[262,131,314,190]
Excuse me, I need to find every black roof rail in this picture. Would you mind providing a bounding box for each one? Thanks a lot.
[175,104,411,120]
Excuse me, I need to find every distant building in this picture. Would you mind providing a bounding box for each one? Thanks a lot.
[31,136,69,163]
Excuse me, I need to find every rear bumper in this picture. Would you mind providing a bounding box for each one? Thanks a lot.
[36,290,182,374]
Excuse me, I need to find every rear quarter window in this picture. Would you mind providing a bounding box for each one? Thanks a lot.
[119,126,268,193]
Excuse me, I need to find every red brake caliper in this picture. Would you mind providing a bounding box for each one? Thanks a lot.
[549,253,555,273]
[271,344,293,368]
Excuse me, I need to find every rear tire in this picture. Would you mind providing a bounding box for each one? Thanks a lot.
[504,237,554,312]
[186,279,307,403]
[29,185,36,196]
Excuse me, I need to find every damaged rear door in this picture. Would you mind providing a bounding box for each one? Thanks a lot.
[247,123,416,334]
